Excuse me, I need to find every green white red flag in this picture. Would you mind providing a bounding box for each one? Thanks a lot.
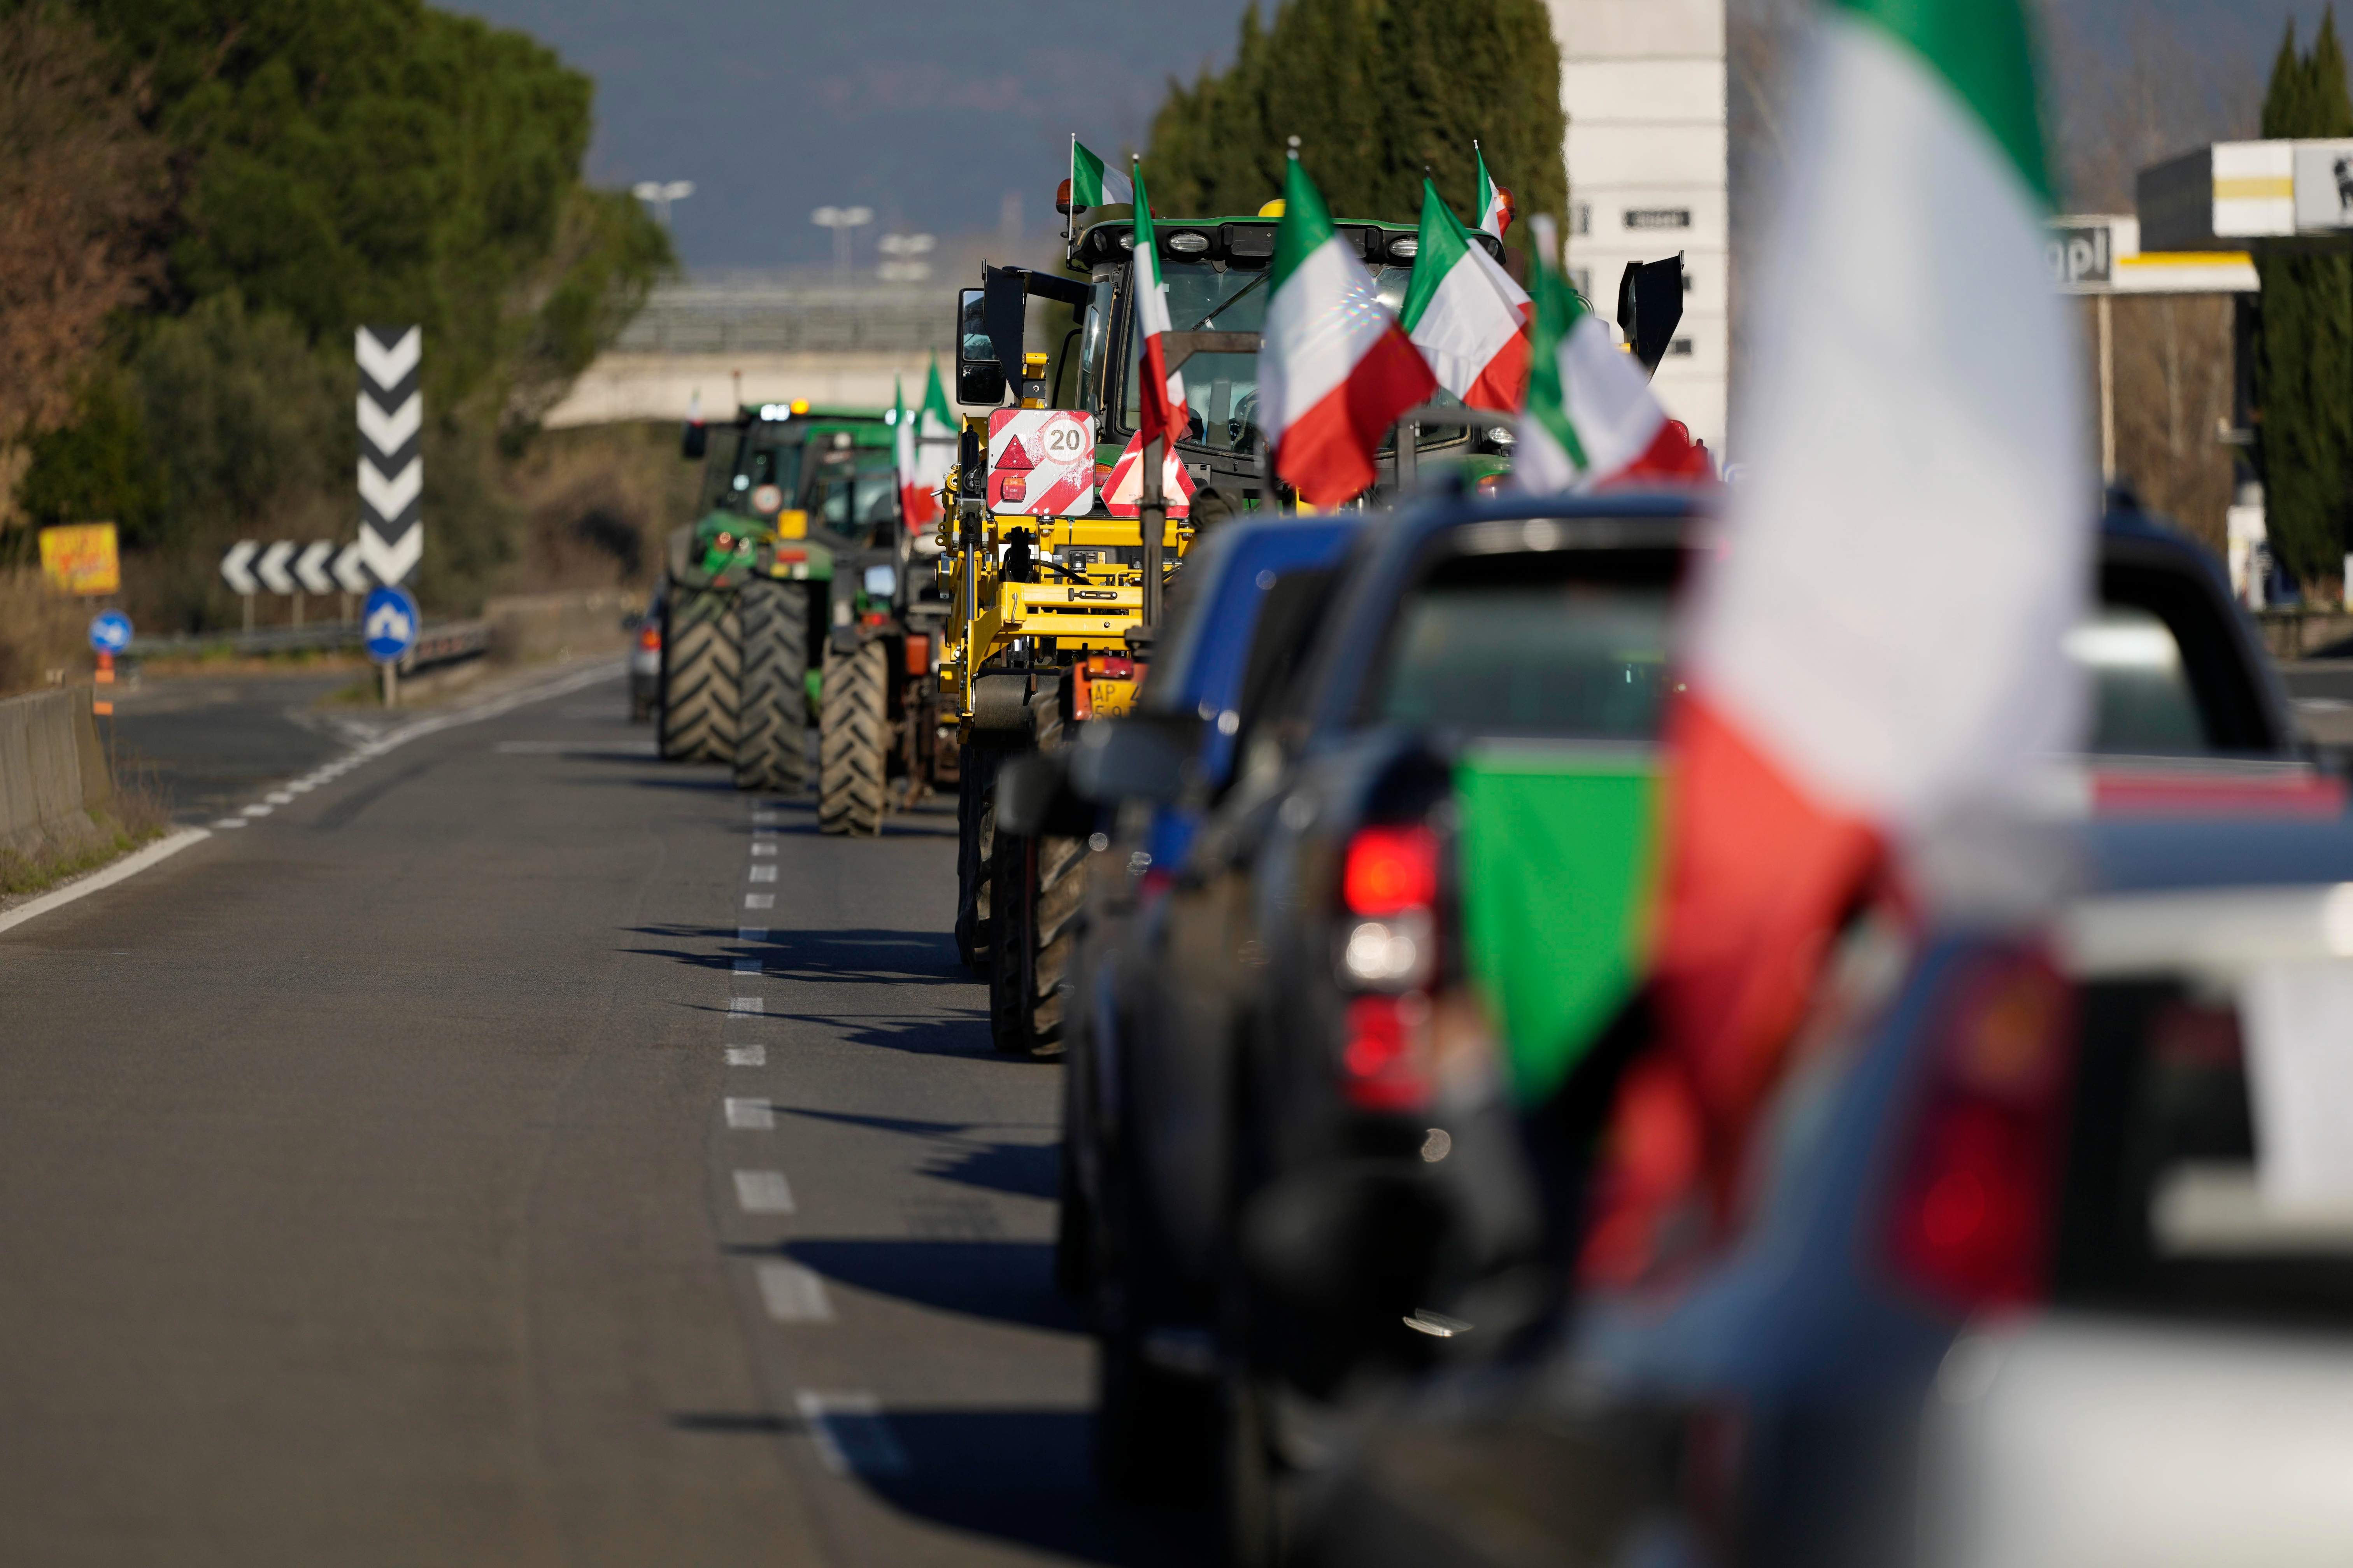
[1474,142,1511,238]
[1510,217,1708,492]
[1258,153,1434,506]
[1581,0,2090,1286]
[1070,138,1131,209]
[1399,178,1529,413]
[1131,162,1189,452]
[895,359,954,541]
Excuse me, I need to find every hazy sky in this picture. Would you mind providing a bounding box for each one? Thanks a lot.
[442,0,2332,275]
[441,0,1254,275]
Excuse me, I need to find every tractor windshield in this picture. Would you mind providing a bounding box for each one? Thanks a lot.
[803,447,902,543]
[1121,255,1463,454]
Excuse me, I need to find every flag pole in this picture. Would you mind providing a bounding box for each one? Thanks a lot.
[1066,133,1077,262]
[1136,156,1165,629]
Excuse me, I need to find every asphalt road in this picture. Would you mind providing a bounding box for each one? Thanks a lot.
[0,667,1200,1567]
[107,669,366,822]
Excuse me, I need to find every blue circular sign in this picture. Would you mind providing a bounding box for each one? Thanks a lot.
[362,585,421,664]
[88,610,132,654]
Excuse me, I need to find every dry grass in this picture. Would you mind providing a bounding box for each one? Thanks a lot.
[494,422,703,596]
[0,779,171,899]
[0,564,98,698]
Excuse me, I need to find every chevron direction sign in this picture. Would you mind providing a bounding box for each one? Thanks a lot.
[357,324,422,587]
[220,540,371,596]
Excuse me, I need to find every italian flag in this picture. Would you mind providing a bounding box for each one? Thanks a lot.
[1511,221,1708,491]
[1131,162,1190,450]
[1582,0,2090,1285]
[1258,154,1434,506]
[1474,141,1511,238]
[894,364,953,539]
[1070,138,1131,209]
[1399,178,1530,412]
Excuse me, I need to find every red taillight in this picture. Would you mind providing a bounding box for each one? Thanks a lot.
[904,635,928,676]
[1340,994,1431,1111]
[637,624,661,652]
[1884,949,2074,1312]
[1342,825,1438,916]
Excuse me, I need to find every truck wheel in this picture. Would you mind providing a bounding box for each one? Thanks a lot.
[817,639,887,836]
[659,587,739,764]
[735,579,808,794]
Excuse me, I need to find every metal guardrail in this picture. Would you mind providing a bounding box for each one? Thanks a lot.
[123,618,491,671]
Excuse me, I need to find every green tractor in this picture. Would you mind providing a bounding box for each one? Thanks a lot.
[659,401,956,832]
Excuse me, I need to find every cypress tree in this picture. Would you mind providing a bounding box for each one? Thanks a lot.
[2255,9,2353,589]
[1145,0,1569,234]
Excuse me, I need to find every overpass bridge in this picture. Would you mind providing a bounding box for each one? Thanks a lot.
[544,277,957,427]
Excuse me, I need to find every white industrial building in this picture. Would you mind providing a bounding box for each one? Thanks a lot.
[1546,0,1729,454]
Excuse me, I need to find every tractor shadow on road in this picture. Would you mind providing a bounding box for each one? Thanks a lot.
[776,1238,1078,1334]
[782,1106,1059,1199]
[857,1406,1212,1565]
[622,923,972,988]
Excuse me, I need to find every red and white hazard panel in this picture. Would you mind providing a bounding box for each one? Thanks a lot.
[988,409,1096,516]
[1101,432,1195,519]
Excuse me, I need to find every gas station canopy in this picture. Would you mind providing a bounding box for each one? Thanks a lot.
[2139,139,2353,253]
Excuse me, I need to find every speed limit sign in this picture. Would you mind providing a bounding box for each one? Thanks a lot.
[987,408,1097,516]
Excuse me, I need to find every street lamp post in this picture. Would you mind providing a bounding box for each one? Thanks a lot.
[810,205,875,282]
[631,179,695,226]
[876,232,935,284]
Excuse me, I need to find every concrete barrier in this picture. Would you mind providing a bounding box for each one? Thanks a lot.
[482,590,640,667]
[0,686,112,856]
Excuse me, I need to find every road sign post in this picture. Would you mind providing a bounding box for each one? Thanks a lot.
[363,584,420,708]
[88,611,131,717]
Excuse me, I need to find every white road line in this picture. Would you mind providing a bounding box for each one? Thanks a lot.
[240,804,272,817]
[0,829,212,937]
[724,1097,775,1130]
[734,958,761,973]
[211,818,248,830]
[286,781,315,794]
[729,997,763,1014]
[745,894,775,909]
[738,926,768,941]
[753,826,778,837]
[749,865,778,883]
[265,791,294,805]
[752,843,777,856]
[757,1262,833,1322]
[725,1045,766,1067]
[752,811,779,825]
[734,1170,797,1213]
[796,1393,907,1475]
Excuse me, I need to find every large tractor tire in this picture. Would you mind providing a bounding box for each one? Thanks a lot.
[659,586,740,764]
[989,699,1088,1057]
[735,578,809,794]
[817,639,888,836]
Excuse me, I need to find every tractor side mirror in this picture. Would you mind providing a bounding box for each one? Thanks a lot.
[1068,713,1200,806]
[956,288,1005,406]
[682,420,708,460]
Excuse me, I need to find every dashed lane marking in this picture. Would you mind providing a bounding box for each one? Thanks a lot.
[265,791,294,805]
[241,804,272,817]
[724,1097,775,1130]
[726,1045,766,1067]
[796,1393,908,1475]
[745,894,775,909]
[738,926,768,941]
[757,1262,833,1322]
[729,997,764,1014]
[734,958,761,973]
[752,811,779,825]
[752,843,777,856]
[734,1170,796,1214]
[749,865,778,883]
[212,818,248,830]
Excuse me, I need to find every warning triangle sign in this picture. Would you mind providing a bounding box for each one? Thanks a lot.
[997,435,1036,472]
